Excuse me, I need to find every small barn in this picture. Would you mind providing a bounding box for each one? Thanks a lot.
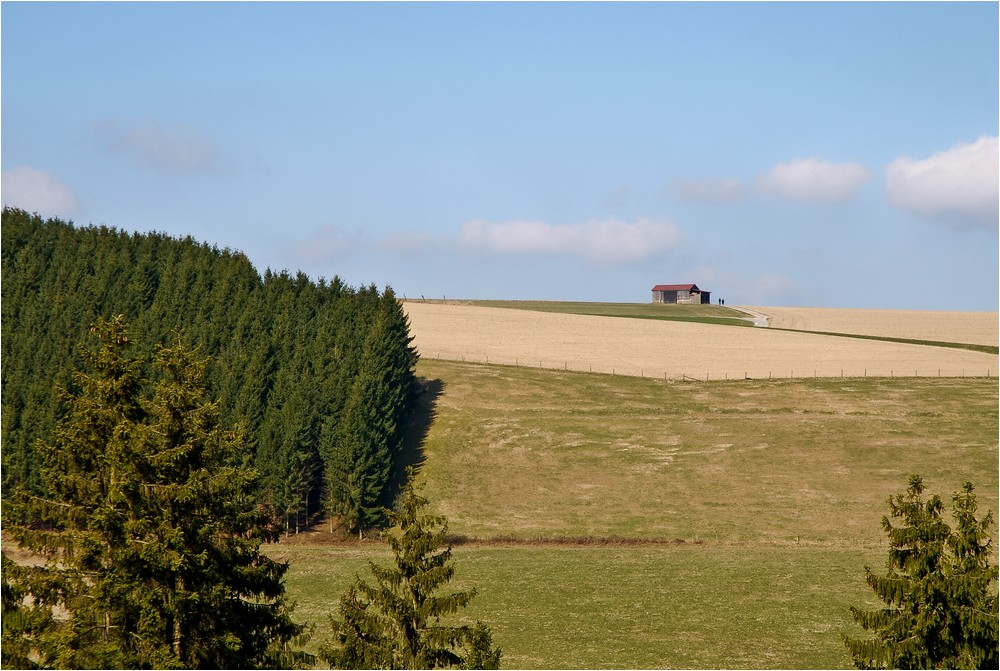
[651,283,711,305]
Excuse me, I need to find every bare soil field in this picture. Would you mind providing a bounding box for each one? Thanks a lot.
[404,301,998,379]
[748,305,998,346]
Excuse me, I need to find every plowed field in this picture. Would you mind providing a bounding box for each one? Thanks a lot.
[404,302,998,380]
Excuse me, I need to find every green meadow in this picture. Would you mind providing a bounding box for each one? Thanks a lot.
[271,358,998,668]
[272,543,883,669]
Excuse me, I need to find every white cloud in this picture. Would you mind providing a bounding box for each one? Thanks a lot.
[886,135,999,230]
[1,166,79,217]
[95,119,222,173]
[669,177,747,203]
[459,217,681,266]
[758,157,870,202]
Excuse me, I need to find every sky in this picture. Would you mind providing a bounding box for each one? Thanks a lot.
[2,1,998,310]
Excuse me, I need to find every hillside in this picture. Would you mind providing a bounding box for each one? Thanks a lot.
[403,301,998,380]
[266,299,999,667]
[410,359,998,544]
[273,357,998,668]
[749,304,998,346]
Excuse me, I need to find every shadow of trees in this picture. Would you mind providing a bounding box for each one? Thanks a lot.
[384,376,444,508]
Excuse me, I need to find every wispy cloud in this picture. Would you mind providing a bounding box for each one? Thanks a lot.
[886,135,999,230]
[689,265,803,306]
[94,119,224,173]
[668,177,747,204]
[757,157,870,202]
[288,226,443,265]
[288,225,363,263]
[1,166,79,218]
[459,217,681,266]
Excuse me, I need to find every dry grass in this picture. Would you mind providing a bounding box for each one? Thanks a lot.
[269,356,997,669]
[404,302,998,380]
[413,359,998,546]
[751,305,998,346]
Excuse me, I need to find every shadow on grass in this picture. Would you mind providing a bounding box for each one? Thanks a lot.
[385,376,444,507]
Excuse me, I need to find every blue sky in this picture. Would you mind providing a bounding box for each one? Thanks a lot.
[3,1,998,310]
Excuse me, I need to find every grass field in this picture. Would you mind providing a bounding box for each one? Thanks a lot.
[447,299,754,328]
[412,359,998,545]
[270,542,884,669]
[272,356,998,668]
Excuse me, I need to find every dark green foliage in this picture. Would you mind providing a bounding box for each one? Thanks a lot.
[324,288,419,535]
[1,554,57,669]
[2,318,311,668]
[1,207,419,535]
[845,475,999,669]
[320,479,501,669]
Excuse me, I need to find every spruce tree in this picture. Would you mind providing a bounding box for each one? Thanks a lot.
[320,478,500,669]
[943,482,999,669]
[326,304,411,535]
[845,475,999,669]
[2,318,310,668]
[3,207,420,545]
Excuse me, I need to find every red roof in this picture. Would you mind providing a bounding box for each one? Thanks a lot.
[651,283,702,292]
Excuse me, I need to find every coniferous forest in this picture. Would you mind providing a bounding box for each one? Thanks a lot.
[1,206,419,536]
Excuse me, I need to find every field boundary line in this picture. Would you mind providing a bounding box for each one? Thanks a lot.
[421,352,993,381]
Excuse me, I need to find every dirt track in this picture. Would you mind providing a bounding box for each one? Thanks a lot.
[749,305,998,346]
[404,302,998,380]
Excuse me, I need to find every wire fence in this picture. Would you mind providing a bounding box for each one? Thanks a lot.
[421,352,993,382]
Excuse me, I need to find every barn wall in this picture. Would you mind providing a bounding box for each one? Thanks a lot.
[652,287,711,304]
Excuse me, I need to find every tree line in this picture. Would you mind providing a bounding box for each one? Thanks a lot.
[2,317,499,668]
[1,206,418,535]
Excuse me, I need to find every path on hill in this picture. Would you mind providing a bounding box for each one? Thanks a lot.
[403,302,998,380]
[731,306,770,327]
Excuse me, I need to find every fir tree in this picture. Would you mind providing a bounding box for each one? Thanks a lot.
[1,554,57,669]
[326,302,413,535]
[320,478,500,669]
[943,482,999,669]
[3,207,420,545]
[2,318,311,668]
[845,475,999,669]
